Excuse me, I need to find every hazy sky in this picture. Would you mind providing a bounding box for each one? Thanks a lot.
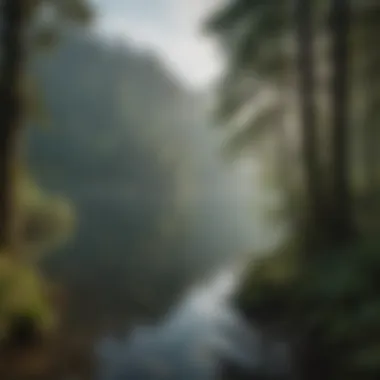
[92,0,226,88]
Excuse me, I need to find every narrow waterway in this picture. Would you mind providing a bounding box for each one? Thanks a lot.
[96,265,291,380]
[94,113,290,380]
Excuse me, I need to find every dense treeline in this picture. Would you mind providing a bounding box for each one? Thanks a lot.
[206,0,380,379]
[0,0,92,347]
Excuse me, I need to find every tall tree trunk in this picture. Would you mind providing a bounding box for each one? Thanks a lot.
[0,0,26,252]
[294,0,324,246]
[363,57,380,196]
[329,0,353,243]
[363,117,378,195]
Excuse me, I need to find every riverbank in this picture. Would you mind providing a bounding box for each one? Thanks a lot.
[231,236,380,379]
[95,265,293,380]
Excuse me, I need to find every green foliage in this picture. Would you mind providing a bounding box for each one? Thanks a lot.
[0,257,55,342]
[16,170,75,257]
[204,0,293,228]
[27,0,93,25]
[0,170,74,342]
[237,238,380,378]
[223,105,282,157]
[0,0,91,349]
[53,0,93,24]
[207,0,380,377]
[236,238,302,324]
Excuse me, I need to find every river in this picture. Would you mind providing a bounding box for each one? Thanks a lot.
[94,117,290,379]
[95,265,291,380]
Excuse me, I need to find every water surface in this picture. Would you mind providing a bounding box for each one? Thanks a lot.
[96,268,291,380]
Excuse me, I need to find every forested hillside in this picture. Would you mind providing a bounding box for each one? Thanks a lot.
[25,31,249,332]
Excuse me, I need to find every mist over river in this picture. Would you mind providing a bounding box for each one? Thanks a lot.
[96,265,291,380]
[94,114,290,380]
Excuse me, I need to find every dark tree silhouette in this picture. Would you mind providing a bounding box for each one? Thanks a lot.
[329,0,354,242]
[294,0,325,246]
[0,0,26,252]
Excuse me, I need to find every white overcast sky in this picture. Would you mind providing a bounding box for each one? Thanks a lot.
[91,0,226,89]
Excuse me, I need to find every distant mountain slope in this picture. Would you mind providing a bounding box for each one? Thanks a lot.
[26,31,253,331]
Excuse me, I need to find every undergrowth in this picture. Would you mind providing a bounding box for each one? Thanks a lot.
[236,237,380,379]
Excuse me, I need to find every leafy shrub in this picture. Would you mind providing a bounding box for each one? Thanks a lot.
[236,238,380,378]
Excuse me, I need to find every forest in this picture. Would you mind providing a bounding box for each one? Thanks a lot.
[206,0,380,379]
[1,0,380,379]
[0,1,252,378]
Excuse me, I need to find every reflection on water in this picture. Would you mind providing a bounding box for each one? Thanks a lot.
[96,268,291,380]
